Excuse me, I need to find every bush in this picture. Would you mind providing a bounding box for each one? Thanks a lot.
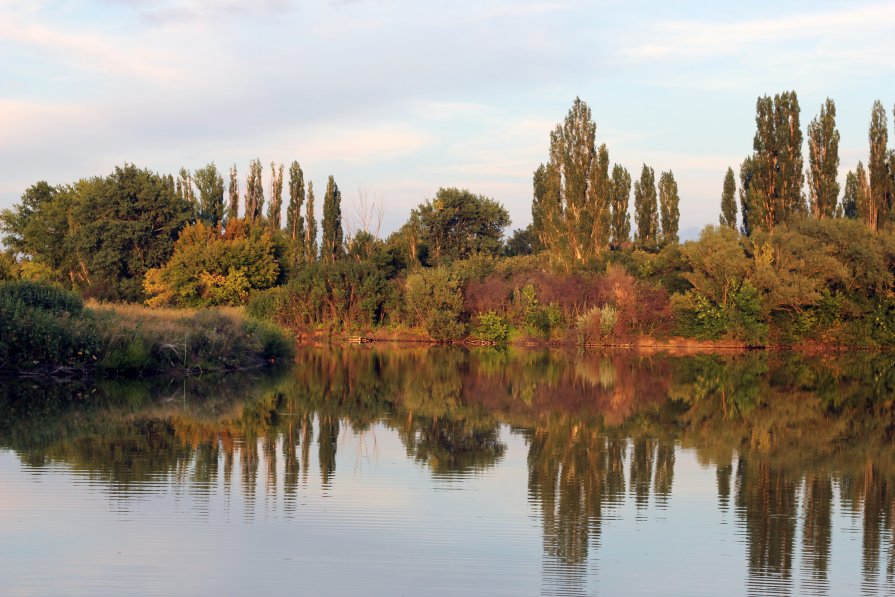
[471,311,509,344]
[0,280,83,316]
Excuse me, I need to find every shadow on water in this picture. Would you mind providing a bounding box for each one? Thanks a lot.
[2,347,895,595]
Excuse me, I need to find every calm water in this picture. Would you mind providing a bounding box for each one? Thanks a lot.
[1,347,894,596]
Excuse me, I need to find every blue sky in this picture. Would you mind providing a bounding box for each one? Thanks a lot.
[2,0,894,238]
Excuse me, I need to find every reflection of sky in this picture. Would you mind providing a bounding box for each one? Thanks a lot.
[0,424,890,596]
[2,1,895,239]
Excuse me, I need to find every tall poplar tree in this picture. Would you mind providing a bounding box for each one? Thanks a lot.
[227,164,239,224]
[321,175,343,263]
[531,97,612,265]
[286,161,306,242]
[807,98,840,219]
[633,164,658,247]
[742,92,805,234]
[609,164,631,246]
[841,169,859,219]
[178,167,196,219]
[868,100,889,230]
[245,158,264,226]
[720,167,737,228]
[739,157,755,236]
[658,170,680,244]
[193,163,225,229]
[305,181,318,262]
[853,162,873,227]
[268,162,284,231]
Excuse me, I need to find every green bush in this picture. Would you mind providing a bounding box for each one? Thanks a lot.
[246,287,290,322]
[472,311,509,344]
[0,280,83,316]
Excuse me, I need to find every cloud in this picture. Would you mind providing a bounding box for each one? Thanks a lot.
[620,3,895,64]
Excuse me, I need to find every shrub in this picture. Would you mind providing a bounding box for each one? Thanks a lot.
[0,280,83,315]
[471,311,509,344]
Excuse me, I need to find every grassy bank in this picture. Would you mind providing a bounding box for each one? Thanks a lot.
[0,281,293,376]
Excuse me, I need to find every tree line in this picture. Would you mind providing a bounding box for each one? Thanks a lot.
[3,93,895,347]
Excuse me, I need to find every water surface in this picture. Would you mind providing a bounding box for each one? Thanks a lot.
[1,348,894,596]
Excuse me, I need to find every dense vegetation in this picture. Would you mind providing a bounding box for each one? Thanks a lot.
[4,93,895,347]
[0,280,291,375]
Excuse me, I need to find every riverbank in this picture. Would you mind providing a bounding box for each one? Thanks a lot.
[0,281,293,377]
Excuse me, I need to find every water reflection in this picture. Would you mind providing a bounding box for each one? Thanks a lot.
[1,348,895,595]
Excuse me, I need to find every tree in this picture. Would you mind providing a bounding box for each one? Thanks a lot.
[74,164,192,301]
[531,97,612,265]
[868,100,889,230]
[609,164,632,246]
[245,158,264,226]
[634,164,658,247]
[738,157,756,236]
[807,98,840,219]
[286,161,306,266]
[193,162,225,228]
[742,92,805,234]
[851,162,873,226]
[841,170,859,219]
[306,181,318,262]
[410,187,510,262]
[268,162,284,232]
[0,181,73,278]
[658,170,680,244]
[227,164,239,224]
[720,167,737,228]
[322,175,343,263]
[144,221,280,307]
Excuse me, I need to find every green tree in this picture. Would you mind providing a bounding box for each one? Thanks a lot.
[868,100,889,230]
[852,162,873,225]
[609,164,632,246]
[743,92,805,233]
[74,164,192,301]
[531,97,611,265]
[227,164,239,224]
[739,157,756,236]
[286,161,306,268]
[245,158,264,226]
[144,221,280,307]
[658,170,680,244]
[410,187,510,262]
[807,98,840,220]
[634,164,658,247]
[193,163,225,228]
[268,162,284,232]
[0,182,73,278]
[720,167,737,228]
[322,175,343,263]
[306,181,318,262]
[841,170,859,219]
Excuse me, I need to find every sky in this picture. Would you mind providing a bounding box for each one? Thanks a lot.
[1,0,895,239]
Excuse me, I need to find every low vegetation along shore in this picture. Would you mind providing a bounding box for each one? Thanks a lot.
[3,94,895,354]
[0,281,292,376]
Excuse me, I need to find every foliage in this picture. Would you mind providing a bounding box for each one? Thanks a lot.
[720,167,737,229]
[410,187,510,263]
[0,280,84,316]
[404,267,466,341]
[322,175,344,263]
[143,221,280,307]
[634,164,659,247]
[471,311,510,344]
[806,98,840,219]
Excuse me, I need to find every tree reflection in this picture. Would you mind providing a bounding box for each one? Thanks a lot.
[1,348,895,594]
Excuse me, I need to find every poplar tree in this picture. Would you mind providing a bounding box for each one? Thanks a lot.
[841,170,859,219]
[227,164,239,224]
[658,170,680,244]
[720,167,737,228]
[321,175,343,263]
[633,164,658,247]
[609,164,631,246]
[245,158,264,226]
[531,97,612,265]
[868,100,889,230]
[739,157,755,236]
[286,161,306,242]
[305,181,318,262]
[178,167,196,216]
[742,92,805,234]
[852,162,873,227]
[268,162,284,231]
[193,162,225,228]
[807,98,840,219]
